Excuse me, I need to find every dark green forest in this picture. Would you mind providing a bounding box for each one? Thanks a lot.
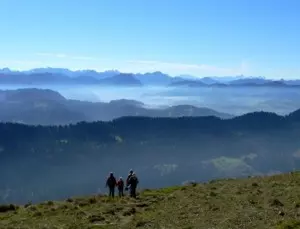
[1,110,300,204]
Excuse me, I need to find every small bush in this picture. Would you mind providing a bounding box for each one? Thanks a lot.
[115,206,124,211]
[24,202,32,208]
[136,220,150,227]
[122,207,136,216]
[88,214,105,223]
[66,198,74,203]
[0,204,17,213]
[294,202,300,208]
[78,201,89,207]
[209,191,217,197]
[270,199,284,207]
[47,201,54,206]
[248,199,257,205]
[104,208,115,215]
[136,203,149,208]
[88,197,97,204]
[33,211,43,217]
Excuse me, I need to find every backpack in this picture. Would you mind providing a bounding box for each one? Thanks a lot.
[107,176,116,187]
[126,174,133,185]
[117,180,124,187]
[129,176,138,187]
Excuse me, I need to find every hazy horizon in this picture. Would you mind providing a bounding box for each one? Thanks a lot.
[0,66,280,80]
[1,84,300,116]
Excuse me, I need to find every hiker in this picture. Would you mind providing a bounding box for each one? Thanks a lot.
[127,172,139,198]
[116,177,124,197]
[105,172,117,198]
[125,169,134,191]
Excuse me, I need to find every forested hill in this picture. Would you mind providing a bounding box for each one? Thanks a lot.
[1,111,300,204]
[0,88,233,125]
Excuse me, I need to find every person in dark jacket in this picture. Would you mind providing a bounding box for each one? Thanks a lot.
[116,177,124,197]
[125,169,134,191]
[105,172,117,198]
[127,173,139,198]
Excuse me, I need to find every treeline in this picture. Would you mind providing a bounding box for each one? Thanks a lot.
[1,112,300,204]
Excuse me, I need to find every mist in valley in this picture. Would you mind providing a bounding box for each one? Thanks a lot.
[1,83,300,204]
[1,84,300,116]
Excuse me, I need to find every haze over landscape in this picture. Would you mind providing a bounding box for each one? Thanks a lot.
[1,1,300,228]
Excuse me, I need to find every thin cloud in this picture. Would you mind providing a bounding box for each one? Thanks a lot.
[0,59,42,65]
[35,53,98,61]
[71,56,97,61]
[35,52,67,58]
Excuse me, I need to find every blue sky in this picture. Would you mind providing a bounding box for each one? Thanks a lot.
[0,0,299,78]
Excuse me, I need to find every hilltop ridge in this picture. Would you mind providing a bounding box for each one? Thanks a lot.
[1,172,300,228]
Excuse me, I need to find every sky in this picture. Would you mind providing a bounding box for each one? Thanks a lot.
[0,0,299,79]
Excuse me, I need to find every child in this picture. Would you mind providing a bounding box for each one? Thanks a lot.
[116,177,124,197]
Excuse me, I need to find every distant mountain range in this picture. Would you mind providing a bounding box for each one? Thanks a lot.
[0,67,299,87]
[0,88,234,125]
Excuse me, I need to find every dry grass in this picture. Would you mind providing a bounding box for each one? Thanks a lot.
[1,172,300,229]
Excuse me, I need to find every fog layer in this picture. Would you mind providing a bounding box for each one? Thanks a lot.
[1,85,300,115]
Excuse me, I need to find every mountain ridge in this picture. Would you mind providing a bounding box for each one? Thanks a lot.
[1,67,299,86]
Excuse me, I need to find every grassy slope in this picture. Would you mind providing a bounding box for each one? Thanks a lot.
[2,173,300,229]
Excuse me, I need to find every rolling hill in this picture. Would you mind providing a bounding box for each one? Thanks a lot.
[1,172,300,228]
[0,88,234,125]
